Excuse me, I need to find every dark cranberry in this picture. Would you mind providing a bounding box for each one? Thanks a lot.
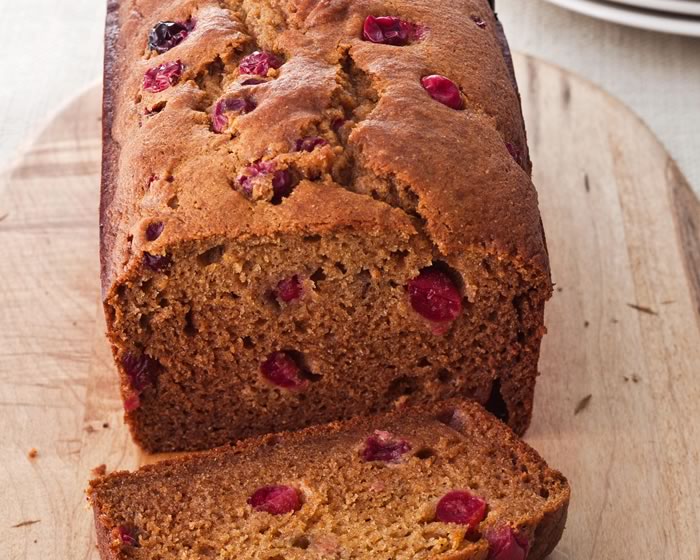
[276,275,303,303]
[146,222,164,241]
[421,75,464,110]
[122,352,159,393]
[294,136,328,152]
[143,252,171,272]
[143,60,183,93]
[117,525,139,547]
[212,97,256,133]
[236,161,295,203]
[362,430,411,463]
[363,15,416,45]
[471,15,488,29]
[248,485,301,515]
[331,118,346,131]
[260,351,307,390]
[487,527,529,560]
[237,177,253,196]
[271,169,295,204]
[239,51,283,76]
[237,161,275,196]
[435,491,488,527]
[241,78,266,86]
[148,20,194,54]
[506,143,524,166]
[407,267,462,325]
[147,174,159,188]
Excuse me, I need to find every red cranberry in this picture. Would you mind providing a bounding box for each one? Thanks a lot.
[236,161,295,203]
[143,252,171,272]
[294,136,328,152]
[237,176,253,196]
[143,61,183,93]
[122,352,159,393]
[239,51,283,76]
[363,15,418,45]
[124,394,141,412]
[248,485,301,515]
[471,15,488,29]
[117,525,139,547]
[487,527,529,560]
[276,275,303,303]
[260,352,307,390]
[271,169,295,204]
[146,222,164,241]
[421,75,464,110]
[362,430,411,463]
[435,491,488,527]
[212,97,257,133]
[506,143,524,167]
[407,268,462,326]
[148,20,194,54]
[238,161,275,195]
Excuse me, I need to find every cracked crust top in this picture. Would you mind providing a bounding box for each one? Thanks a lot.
[100,0,549,299]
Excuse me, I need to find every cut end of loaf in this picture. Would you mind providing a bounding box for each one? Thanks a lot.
[88,400,570,560]
[105,219,550,451]
[100,0,552,452]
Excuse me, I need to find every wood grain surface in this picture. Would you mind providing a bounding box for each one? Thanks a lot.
[1,54,698,559]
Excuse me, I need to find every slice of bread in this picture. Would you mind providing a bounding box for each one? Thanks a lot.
[88,400,569,559]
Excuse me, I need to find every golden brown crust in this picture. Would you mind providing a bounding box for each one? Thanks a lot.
[530,494,569,560]
[99,0,122,299]
[93,504,119,560]
[100,0,552,449]
[100,0,548,294]
[88,400,569,560]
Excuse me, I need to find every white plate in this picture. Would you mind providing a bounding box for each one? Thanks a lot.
[608,0,700,16]
[542,0,700,36]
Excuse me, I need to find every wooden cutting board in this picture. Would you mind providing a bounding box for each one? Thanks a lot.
[1,53,699,559]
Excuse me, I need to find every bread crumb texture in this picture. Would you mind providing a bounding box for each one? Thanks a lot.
[88,401,570,559]
[101,0,552,451]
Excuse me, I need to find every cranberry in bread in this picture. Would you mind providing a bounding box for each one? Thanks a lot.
[101,0,551,451]
[88,401,570,559]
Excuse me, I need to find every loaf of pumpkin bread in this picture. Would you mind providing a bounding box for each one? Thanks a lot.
[101,0,551,451]
[88,400,570,559]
